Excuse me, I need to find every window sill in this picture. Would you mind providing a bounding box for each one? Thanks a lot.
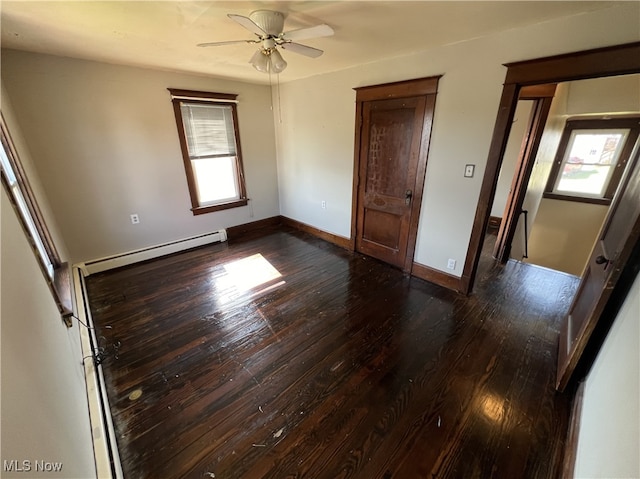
[191,198,248,215]
[543,192,611,206]
[52,262,74,323]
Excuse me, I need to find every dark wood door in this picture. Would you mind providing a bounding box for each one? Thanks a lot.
[556,143,640,391]
[355,96,430,269]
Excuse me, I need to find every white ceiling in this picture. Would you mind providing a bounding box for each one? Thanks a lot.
[0,1,622,85]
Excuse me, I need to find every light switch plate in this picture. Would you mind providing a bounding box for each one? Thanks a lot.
[464,164,475,178]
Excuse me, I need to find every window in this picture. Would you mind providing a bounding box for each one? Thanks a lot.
[544,117,640,204]
[169,89,248,215]
[0,112,72,319]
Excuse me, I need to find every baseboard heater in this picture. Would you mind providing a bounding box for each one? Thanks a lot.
[73,267,123,478]
[79,229,228,276]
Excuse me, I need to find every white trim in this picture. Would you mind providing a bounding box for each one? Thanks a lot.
[77,229,227,275]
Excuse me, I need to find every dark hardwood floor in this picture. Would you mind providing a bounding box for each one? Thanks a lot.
[86,227,579,479]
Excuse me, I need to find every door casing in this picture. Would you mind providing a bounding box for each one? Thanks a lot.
[493,84,556,262]
[464,42,640,391]
[351,76,440,272]
[464,42,640,294]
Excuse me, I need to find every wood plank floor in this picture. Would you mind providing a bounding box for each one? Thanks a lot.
[86,227,580,479]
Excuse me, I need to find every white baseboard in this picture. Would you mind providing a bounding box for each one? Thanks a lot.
[77,229,227,275]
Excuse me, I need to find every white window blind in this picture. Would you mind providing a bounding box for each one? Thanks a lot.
[180,103,237,159]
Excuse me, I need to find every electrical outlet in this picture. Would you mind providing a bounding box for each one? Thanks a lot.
[447,258,456,270]
[321,200,326,209]
[464,164,475,178]
[130,214,140,225]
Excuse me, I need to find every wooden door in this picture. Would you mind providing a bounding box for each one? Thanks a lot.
[352,78,438,271]
[355,97,426,268]
[556,142,640,391]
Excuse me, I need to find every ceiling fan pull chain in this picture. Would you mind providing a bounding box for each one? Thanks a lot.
[277,73,282,124]
[269,67,275,116]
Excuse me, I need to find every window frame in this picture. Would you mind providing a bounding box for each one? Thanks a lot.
[0,112,73,320]
[168,88,248,215]
[543,117,640,205]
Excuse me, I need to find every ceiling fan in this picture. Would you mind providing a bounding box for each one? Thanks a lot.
[198,10,334,74]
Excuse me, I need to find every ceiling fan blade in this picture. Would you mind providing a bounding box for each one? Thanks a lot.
[197,39,258,47]
[281,24,334,42]
[281,42,324,58]
[228,14,266,36]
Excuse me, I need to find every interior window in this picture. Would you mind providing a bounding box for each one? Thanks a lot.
[168,89,248,215]
[544,117,640,204]
[1,112,72,319]
[0,115,58,278]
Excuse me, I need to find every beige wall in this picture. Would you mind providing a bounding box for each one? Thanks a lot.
[524,199,608,276]
[274,2,640,276]
[574,273,640,478]
[1,51,279,264]
[514,73,640,267]
[510,84,569,260]
[1,88,95,477]
[490,100,534,218]
[567,74,640,115]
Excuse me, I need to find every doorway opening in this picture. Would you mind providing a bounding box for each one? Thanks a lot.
[487,78,640,279]
[465,42,640,392]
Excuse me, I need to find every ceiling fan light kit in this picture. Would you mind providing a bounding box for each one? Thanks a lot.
[198,10,334,74]
[268,49,287,74]
[249,49,269,73]
[249,48,287,74]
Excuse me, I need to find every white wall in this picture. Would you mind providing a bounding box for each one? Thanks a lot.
[1,190,95,478]
[574,273,640,478]
[1,50,279,264]
[274,72,356,234]
[0,84,70,261]
[275,2,640,276]
[1,91,95,477]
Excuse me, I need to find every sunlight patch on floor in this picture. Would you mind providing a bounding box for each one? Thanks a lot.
[215,253,284,304]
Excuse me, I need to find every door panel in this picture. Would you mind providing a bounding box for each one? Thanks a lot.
[557,140,640,391]
[356,97,426,268]
[363,209,401,248]
[365,106,416,196]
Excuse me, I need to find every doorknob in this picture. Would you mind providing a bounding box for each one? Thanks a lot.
[595,255,610,268]
[405,190,413,205]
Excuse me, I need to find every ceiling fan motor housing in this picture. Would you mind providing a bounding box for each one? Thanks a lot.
[249,10,285,36]
[262,38,276,51]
